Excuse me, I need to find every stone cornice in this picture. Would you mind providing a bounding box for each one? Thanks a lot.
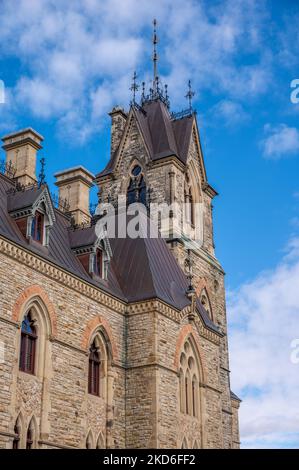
[0,236,223,347]
[180,305,222,345]
[0,235,126,315]
[128,299,221,345]
[127,299,180,322]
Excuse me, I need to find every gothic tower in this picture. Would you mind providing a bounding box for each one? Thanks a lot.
[95,21,241,448]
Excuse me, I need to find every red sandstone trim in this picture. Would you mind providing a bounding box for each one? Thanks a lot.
[11,284,58,336]
[81,315,118,361]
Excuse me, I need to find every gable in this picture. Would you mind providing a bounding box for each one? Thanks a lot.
[185,121,207,185]
[113,110,152,176]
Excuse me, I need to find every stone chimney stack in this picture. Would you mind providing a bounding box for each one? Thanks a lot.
[109,106,127,156]
[54,166,94,225]
[1,128,43,186]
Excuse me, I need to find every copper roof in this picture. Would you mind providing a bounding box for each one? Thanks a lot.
[0,174,220,334]
[97,100,195,178]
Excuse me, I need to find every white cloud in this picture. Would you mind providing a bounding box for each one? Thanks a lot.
[0,0,274,141]
[261,124,299,159]
[228,235,299,448]
[208,99,249,127]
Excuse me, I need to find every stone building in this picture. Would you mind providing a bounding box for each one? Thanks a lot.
[0,75,240,449]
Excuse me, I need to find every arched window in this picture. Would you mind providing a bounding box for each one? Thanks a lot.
[19,311,37,374]
[179,368,184,413]
[88,339,100,396]
[184,172,195,224]
[181,437,189,449]
[179,337,201,419]
[200,288,213,320]
[31,211,44,243]
[93,249,103,278]
[13,415,22,449]
[127,165,146,206]
[86,430,94,449]
[96,432,105,449]
[189,188,194,226]
[26,419,36,449]
[13,423,20,449]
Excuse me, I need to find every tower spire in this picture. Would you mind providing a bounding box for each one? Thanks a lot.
[152,18,158,96]
[130,71,139,105]
[185,79,195,112]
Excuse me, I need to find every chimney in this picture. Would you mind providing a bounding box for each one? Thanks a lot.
[109,106,127,156]
[1,128,43,186]
[54,166,94,225]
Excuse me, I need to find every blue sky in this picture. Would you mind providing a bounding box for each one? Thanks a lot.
[1,0,299,448]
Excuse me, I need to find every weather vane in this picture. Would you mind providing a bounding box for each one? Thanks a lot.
[185,79,195,112]
[152,18,159,96]
[130,71,139,105]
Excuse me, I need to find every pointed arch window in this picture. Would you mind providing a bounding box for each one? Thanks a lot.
[127,165,146,206]
[86,431,94,449]
[179,338,201,420]
[31,211,44,243]
[200,288,213,320]
[19,311,37,374]
[88,340,100,396]
[26,419,36,450]
[93,249,103,278]
[96,432,105,449]
[13,423,20,449]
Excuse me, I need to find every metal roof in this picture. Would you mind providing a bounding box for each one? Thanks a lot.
[97,100,195,178]
[0,174,220,333]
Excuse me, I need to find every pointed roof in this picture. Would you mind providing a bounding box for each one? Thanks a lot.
[107,212,219,332]
[96,100,196,178]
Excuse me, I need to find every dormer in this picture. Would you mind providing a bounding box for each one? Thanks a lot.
[7,184,56,247]
[69,226,112,281]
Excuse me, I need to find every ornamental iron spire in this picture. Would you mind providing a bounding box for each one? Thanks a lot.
[185,249,195,294]
[130,71,139,105]
[141,81,146,104]
[152,18,158,96]
[185,79,195,112]
[38,156,46,187]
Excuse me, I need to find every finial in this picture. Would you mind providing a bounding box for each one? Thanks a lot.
[185,79,195,112]
[38,156,46,187]
[152,18,158,96]
[130,71,139,105]
[164,84,170,108]
[185,249,195,294]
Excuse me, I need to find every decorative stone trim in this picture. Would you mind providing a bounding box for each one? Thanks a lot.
[81,315,119,361]
[49,336,87,355]
[38,440,77,449]
[0,431,16,438]
[0,236,126,315]
[0,315,18,328]
[128,299,180,322]
[180,305,221,344]
[12,284,58,335]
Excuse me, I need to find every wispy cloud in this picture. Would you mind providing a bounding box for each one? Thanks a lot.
[261,124,299,159]
[0,0,274,142]
[228,235,299,448]
[208,99,249,127]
